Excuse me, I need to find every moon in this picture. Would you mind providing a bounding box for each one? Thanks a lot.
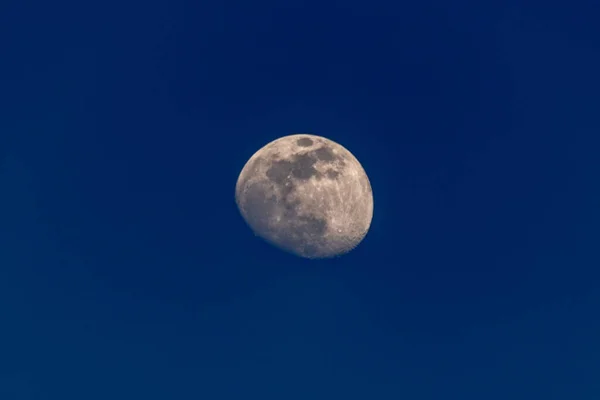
[235,133,373,259]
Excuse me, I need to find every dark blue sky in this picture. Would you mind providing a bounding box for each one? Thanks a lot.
[1,0,599,398]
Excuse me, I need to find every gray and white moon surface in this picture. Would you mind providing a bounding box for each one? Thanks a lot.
[235,134,373,259]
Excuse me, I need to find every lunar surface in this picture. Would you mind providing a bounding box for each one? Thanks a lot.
[235,134,373,259]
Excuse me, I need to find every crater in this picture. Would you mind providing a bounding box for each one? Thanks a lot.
[296,137,313,147]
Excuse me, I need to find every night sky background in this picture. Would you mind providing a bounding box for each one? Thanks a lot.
[1,0,599,398]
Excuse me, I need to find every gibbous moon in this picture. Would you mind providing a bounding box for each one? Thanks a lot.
[235,134,373,259]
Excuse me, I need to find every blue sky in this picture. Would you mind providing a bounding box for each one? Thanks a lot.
[1,0,599,398]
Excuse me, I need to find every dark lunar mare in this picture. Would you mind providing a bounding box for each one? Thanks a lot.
[325,169,340,179]
[296,137,314,147]
[261,145,342,257]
